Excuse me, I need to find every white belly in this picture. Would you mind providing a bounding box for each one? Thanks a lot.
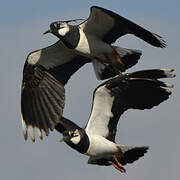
[75,29,112,60]
[85,134,118,157]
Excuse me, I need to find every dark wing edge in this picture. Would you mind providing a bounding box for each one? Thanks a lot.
[21,64,65,142]
[90,6,166,47]
[104,68,175,141]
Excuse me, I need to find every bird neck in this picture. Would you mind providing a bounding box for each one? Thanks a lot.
[60,26,80,49]
[66,129,90,154]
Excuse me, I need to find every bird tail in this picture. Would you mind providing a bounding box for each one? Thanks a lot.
[92,47,142,80]
[93,46,142,80]
[87,146,149,166]
[116,145,149,165]
[113,46,142,71]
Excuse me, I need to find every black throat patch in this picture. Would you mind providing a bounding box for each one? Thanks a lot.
[61,26,80,49]
[65,129,90,154]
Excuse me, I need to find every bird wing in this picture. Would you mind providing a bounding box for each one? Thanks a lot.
[55,116,81,134]
[21,41,89,141]
[85,69,174,141]
[80,6,166,47]
[27,40,90,84]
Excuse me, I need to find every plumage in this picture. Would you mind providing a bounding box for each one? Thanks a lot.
[53,68,174,172]
[44,6,166,78]
[79,6,166,47]
[21,41,90,141]
[23,5,159,139]
[21,37,143,140]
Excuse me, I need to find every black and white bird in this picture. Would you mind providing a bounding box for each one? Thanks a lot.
[44,6,166,76]
[21,39,129,140]
[23,68,174,172]
[21,6,167,140]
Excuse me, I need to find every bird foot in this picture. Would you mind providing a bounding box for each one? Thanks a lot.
[109,155,126,173]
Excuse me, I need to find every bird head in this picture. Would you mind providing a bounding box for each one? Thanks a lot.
[60,129,82,145]
[43,21,70,38]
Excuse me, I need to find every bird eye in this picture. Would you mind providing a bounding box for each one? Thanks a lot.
[72,133,77,137]
[53,23,61,29]
[54,24,59,28]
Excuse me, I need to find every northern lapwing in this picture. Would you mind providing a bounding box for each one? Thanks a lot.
[23,68,175,172]
[21,6,164,139]
[21,40,142,140]
[44,6,166,78]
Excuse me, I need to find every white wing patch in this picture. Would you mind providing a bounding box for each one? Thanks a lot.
[85,85,114,138]
[27,41,76,69]
[28,50,41,65]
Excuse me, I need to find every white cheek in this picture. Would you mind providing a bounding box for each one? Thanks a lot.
[58,28,69,36]
[71,136,81,144]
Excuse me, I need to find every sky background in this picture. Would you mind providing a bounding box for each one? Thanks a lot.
[0,0,179,179]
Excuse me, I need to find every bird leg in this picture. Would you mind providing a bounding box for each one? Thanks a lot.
[109,155,126,173]
[111,49,126,72]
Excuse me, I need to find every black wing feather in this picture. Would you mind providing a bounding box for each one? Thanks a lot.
[21,64,65,140]
[93,6,166,47]
[83,6,166,47]
[105,69,174,141]
[48,56,90,85]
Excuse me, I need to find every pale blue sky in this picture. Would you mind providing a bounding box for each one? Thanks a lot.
[0,0,179,180]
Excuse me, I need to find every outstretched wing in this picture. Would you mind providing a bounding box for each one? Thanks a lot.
[55,116,81,134]
[85,69,175,141]
[80,6,166,47]
[21,41,89,142]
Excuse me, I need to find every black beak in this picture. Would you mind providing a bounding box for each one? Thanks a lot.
[43,29,52,35]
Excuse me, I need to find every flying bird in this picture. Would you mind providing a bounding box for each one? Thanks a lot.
[23,68,174,172]
[21,40,141,140]
[21,6,166,141]
[44,6,166,78]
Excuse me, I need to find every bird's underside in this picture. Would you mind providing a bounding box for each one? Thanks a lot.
[21,5,174,174]
[88,146,149,173]
[55,69,175,173]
